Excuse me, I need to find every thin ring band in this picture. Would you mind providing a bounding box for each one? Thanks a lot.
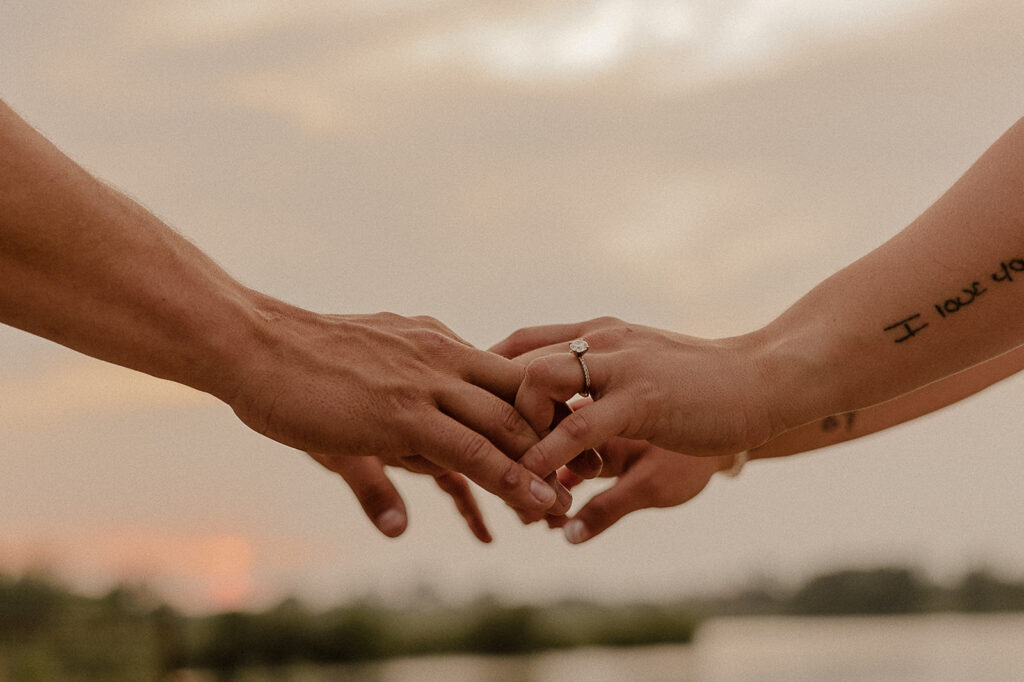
[569,338,591,397]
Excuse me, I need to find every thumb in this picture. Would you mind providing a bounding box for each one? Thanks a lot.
[562,475,647,545]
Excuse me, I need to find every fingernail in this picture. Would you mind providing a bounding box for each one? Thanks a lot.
[530,478,556,506]
[375,508,406,536]
[564,519,590,544]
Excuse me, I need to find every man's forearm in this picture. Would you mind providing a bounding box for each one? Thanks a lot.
[754,117,1024,434]
[0,100,259,399]
[0,99,565,515]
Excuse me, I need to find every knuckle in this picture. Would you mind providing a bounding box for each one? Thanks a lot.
[393,391,428,416]
[585,330,615,351]
[559,410,593,444]
[413,315,452,334]
[507,327,531,345]
[501,328,539,356]
[498,459,523,494]
[592,315,622,328]
[375,311,406,325]
[523,440,562,479]
[522,358,556,387]
[590,325,627,346]
[458,432,494,470]
[497,401,525,437]
[407,328,455,356]
[518,442,546,473]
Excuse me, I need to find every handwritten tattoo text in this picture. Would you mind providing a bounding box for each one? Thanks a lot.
[884,314,928,343]
[883,257,1024,343]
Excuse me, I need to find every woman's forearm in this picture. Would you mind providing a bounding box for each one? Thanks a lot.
[507,116,1024,479]
[756,117,1024,433]
[749,343,1024,461]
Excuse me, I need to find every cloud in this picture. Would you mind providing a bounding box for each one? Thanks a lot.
[161,0,951,138]
[440,0,697,78]
[5,0,1024,613]
[127,0,356,47]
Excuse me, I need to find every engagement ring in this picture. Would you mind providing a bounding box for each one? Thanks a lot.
[569,338,591,397]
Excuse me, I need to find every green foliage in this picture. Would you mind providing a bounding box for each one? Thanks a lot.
[955,568,1024,612]
[788,567,929,615]
[0,574,67,640]
[5,563,1024,678]
[463,604,541,655]
[591,604,696,647]
[0,577,168,681]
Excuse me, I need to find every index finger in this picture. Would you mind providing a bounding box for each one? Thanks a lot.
[436,385,573,515]
[437,385,538,460]
[413,413,562,512]
[460,346,527,405]
[489,323,591,358]
[552,402,603,479]
[519,395,631,478]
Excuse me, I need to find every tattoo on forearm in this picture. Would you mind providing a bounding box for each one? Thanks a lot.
[883,258,1024,343]
[821,411,856,433]
[884,314,928,343]
[933,280,987,318]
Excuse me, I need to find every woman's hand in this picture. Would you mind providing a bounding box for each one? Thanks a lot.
[547,437,735,544]
[492,317,779,479]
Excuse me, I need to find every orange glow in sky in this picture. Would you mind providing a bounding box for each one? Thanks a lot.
[0,526,259,612]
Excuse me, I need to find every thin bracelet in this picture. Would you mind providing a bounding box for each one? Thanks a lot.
[723,450,749,478]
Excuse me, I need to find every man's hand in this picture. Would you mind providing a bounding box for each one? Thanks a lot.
[231,309,571,515]
[311,453,493,542]
[0,100,568,520]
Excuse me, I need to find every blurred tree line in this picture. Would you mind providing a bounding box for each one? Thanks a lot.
[3,564,1024,679]
[689,566,1024,617]
[0,574,695,680]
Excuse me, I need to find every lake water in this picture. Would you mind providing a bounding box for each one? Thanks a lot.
[300,614,1024,682]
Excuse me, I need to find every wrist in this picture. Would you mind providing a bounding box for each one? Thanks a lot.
[742,317,846,434]
[186,280,311,404]
[209,289,337,413]
[179,283,269,402]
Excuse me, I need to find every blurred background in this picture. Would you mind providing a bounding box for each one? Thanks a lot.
[2,0,1024,679]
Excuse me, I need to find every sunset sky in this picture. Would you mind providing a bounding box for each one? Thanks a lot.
[2,0,1024,613]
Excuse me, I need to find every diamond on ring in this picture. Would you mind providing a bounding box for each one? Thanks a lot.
[569,338,591,397]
